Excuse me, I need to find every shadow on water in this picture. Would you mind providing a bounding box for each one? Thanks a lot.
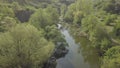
[43,26,100,68]
[56,28,100,68]
[73,35,100,68]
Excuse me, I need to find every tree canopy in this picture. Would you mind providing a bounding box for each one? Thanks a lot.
[0,24,54,68]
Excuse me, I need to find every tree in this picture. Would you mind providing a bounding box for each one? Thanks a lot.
[0,16,17,32]
[64,3,76,22]
[64,0,94,23]
[0,3,15,17]
[75,0,94,15]
[73,11,84,25]
[29,8,47,29]
[29,7,59,29]
[44,25,65,44]
[0,24,54,68]
[81,14,99,40]
[114,17,120,37]
[81,14,112,55]
[101,46,120,68]
[60,4,67,17]
[99,0,120,14]
[44,6,59,25]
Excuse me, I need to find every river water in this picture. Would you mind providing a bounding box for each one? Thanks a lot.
[56,29,100,68]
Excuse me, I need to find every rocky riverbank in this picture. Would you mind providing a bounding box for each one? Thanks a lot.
[43,42,69,68]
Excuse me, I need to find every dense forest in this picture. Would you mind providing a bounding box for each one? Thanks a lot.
[0,0,120,68]
[0,0,68,68]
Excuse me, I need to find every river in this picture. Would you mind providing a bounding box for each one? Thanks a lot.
[56,28,100,68]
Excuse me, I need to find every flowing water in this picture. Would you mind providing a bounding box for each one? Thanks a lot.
[56,29,100,68]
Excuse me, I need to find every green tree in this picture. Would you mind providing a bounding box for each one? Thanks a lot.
[44,6,59,24]
[64,3,76,22]
[0,16,17,32]
[0,3,15,17]
[81,14,112,54]
[101,46,120,68]
[99,0,120,14]
[45,25,65,44]
[29,8,47,29]
[73,11,84,25]
[30,7,59,29]
[0,24,54,68]
[114,17,120,37]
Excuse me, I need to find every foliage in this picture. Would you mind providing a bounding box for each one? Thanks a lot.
[114,17,120,37]
[45,25,65,43]
[64,3,76,22]
[101,46,120,68]
[96,0,120,14]
[81,14,112,54]
[73,11,84,25]
[0,16,17,32]
[44,6,59,24]
[0,3,18,32]
[29,6,64,44]
[60,4,67,17]
[0,1,67,68]
[0,3,15,17]
[65,0,120,67]
[30,7,59,29]
[0,24,54,68]
[64,0,94,23]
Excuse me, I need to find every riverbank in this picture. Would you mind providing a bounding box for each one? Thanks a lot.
[43,28,69,68]
[43,26,101,68]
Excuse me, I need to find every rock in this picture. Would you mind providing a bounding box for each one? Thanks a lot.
[57,24,62,29]
[43,42,69,68]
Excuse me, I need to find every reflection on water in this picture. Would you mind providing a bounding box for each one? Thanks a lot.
[56,29,100,68]
[74,35,100,68]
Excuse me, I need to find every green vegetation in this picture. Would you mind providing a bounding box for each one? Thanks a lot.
[29,6,65,44]
[1,0,120,68]
[29,6,59,29]
[0,0,68,68]
[0,24,54,68]
[101,46,120,68]
[64,0,120,68]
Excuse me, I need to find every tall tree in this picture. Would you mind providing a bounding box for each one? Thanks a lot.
[0,24,54,68]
